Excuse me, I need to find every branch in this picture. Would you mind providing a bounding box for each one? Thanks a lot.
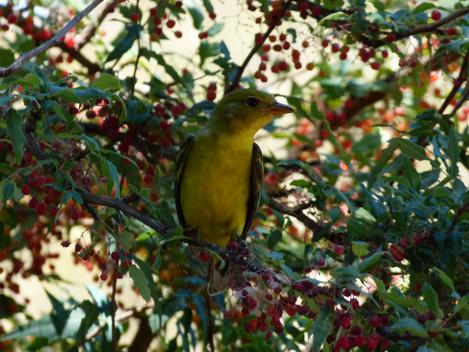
[77,0,120,50]
[446,199,469,235]
[393,7,469,43]
[438,50,469,115]
[23,125,172,236]
[269,198,323,233]
[0,0,105,78]
[226,0,293,93]
[55,42,101,75]
[79,190,171,235]
[128,317,154,352]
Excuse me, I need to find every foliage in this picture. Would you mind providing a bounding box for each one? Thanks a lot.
[0,0,468,351]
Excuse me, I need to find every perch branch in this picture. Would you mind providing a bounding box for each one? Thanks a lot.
[0,0,105,78]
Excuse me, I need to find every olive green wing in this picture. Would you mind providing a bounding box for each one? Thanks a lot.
[173,135,195,227]
[242,143,264,236]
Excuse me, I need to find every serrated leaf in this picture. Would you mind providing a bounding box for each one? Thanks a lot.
[129,265,151,301]
[91,73,121,91]
[6,110,26,164]
[391,318,428,337]
[389,138,429,161]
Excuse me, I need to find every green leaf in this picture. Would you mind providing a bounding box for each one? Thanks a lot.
[199,41,220,66]
[353,208,376,223]
[388,138,429,161]
[318,11,349,27]
[207,23,223,36]
[0,48,14,67]
[310,306,333,352]
[91,73,121,91]
[0,307,86,340]
[447,129,459,179]
[352,241,369,257]
[358,251,384,272]
[433,267,456,293]
[106,24,141,62]
[17,72,42,89]
[422,283,439,315]
[412,2,436,13]
[129,265,151,301]
[6,110,26,164]
[188,7,204,29]
[391,318,428,338]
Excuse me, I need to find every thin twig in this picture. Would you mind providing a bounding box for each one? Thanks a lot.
[269,198,323,233]
[0,0,105,78]
[446,199,469,235]
[393,7,469,43]
[77,0,120,50]
[439,50,469,115]
[226,1,292,93]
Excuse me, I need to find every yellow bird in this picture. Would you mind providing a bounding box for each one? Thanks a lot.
[174,89,293,247]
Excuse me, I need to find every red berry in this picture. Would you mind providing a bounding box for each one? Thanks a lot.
[100,272,108,281]
[207,90,216,101]
[446,28,457,36]
[209,12,216,20]
[111,251,120,261]
[130,12,140,23]
[7,13,17,24]
[166,19,175,28]
[175,31,182,38]
[75,242,82,253]
[370,62,380,70]
[335,245,344,255]
[21,185,31,195]
[431,10,441,21]
[321,39,329,48]
[198,31,208,39]
[199,252,210,262]
[370,316,381,328]
[35,202,47,215]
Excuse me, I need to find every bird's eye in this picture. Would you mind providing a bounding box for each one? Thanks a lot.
[245,97,260,107]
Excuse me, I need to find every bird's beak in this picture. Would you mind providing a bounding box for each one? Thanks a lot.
[268,101,294,115]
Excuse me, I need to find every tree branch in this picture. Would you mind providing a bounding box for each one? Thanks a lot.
[446,199,469,235]
[438,50,469,115]
[226,0,293,93]
[269,198,323,233]
[55,42,101,75]
[0,0,105,78]
[392,7,469,43]
[79,190,171,235]
[77,0,120,50]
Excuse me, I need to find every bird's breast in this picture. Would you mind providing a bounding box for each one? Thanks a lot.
[180,133,253,246]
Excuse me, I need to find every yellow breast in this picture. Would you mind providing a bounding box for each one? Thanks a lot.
[180,131,253,247]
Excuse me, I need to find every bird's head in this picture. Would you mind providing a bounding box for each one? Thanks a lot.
[209,89,294,135]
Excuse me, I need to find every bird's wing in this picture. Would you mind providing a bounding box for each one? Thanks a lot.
[173,135,195,227]
[242,143,264,236]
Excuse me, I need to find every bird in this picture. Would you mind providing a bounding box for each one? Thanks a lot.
[174,88,293,248]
